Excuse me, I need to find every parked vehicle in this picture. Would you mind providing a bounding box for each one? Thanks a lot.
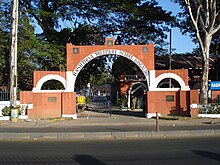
[77,95,86,111]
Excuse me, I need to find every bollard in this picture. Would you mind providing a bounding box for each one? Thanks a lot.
[155,112,159,132]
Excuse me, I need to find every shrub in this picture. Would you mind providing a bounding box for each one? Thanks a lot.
[198,104,220,114]
[2,106,11,116]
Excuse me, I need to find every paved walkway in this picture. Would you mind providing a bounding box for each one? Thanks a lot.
[0,110,220,140]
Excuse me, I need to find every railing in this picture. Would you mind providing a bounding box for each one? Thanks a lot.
[0,91,10,101]
[125,75,146,81]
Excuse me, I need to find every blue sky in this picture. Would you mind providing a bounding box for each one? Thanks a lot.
[157,0,198,53]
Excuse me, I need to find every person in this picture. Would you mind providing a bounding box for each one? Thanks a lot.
[132,96,137,110]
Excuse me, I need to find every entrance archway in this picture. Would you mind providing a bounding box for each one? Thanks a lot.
[20,38,198,119]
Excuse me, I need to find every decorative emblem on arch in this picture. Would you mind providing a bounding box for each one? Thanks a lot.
[152,73,189,90]
[34,74,66,91]
[72,49,149,87]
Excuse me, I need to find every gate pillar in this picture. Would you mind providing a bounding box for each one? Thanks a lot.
[61,92,77,119]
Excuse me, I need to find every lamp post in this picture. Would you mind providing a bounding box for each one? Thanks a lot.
[9,0,19,107]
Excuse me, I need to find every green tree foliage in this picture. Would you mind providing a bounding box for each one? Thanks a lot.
[0,1,10,86]
[172,0,220,104]
[0,1,66,91]
[112,56,140,80]
[19,0,175,47]
[0,30,9,86]
[17,13,66,90]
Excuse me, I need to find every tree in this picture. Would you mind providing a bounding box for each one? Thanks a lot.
[17,13,66,90]
[19,1,175,48]
[173,0,220,104]
[0,2,10,85]
[0,30,9,86]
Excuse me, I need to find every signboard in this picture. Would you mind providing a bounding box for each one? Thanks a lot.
[210,81,220,90]
[48,97,57,102]
[166,95,174,102]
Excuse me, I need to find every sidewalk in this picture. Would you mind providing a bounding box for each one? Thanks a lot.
[0,113,220,140]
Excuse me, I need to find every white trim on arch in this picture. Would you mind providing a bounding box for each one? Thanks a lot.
[33,74,66,92]
[150,73,190,91]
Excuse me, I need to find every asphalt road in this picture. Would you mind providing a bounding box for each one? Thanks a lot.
[0,137,219,164]
[0,124,219,133]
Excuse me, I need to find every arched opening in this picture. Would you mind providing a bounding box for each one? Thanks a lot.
[41,80,65,90]
[127,82,147,117]
[74,52,148,118]
[151,73,189,90]
[34,74,66,92]
[157,78,181,88]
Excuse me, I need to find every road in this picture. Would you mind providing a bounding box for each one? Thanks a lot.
[0,124,219,133]
[0,137,219,164]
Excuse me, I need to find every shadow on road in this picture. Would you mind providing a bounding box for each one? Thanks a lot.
[192,150,220,161]
[74,155,106,165]
[78,105,145,118]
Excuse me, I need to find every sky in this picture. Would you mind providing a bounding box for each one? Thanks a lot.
[34,0,198,54]
[157,0,198,53]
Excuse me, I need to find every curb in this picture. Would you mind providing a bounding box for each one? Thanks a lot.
[0,129,219,141]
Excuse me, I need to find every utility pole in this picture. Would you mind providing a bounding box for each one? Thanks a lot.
[9,0,19,107]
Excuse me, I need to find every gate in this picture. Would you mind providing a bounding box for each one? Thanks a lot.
[0,90,10,101]
[88,84,112,117]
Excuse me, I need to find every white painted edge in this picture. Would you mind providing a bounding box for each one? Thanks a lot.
[149,87,190,91]
[0,116,10,120]
[190,104,198,109]
[149,88,181,91]
[32,89,74,93]
[62,114,77,119]
[198,114,220,118]
[145,113,161,118]
[18,115,29,119]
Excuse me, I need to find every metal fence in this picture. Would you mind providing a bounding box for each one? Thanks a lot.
[0,91,10,101]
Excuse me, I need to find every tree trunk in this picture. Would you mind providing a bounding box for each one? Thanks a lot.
[200,35,211,104]
[200,58,209,104]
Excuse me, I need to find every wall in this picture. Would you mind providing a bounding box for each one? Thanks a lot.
[20,91,33,104]
[120,82,132,95]
[146,90,198,116]
[62,92,76,115]
[66,39,155,72]
[20,91,77,119]
[33,71,66,88]
[28,92,62,118]
[155,69,189,86]
[211,91,220,103]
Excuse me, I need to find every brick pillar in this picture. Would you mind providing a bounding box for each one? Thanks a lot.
[189,90,199,118]
[62,92,77,119]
